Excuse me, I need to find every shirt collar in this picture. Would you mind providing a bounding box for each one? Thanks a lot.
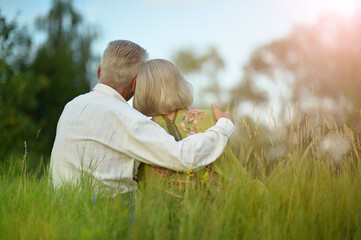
[92,83,127,103]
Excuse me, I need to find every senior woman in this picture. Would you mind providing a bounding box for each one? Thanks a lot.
[133,59,246,189]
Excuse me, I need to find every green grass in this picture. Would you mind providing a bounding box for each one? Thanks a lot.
[1,111,361,240]
[1,149,360,240]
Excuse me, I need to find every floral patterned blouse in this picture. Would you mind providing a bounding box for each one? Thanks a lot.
[138,109,245,187]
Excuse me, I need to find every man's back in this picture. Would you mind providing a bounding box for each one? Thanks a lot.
[51,84,141,192]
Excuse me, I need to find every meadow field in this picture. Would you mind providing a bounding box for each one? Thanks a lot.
[1,115,361,240]
[1,1,361,239]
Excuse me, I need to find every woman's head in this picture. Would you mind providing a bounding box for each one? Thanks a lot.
[133,59,193,116]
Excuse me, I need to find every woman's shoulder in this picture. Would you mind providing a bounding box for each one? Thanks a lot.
[152,109,215,121]
[178,109,215,122]
[176,109,216,134]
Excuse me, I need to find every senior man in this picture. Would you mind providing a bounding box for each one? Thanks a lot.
[50,40,235,193]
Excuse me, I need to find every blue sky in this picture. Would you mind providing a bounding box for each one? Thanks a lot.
[0,0,359,108]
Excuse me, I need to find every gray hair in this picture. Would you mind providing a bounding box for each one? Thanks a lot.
[100,40,148,89]
[133,59,193,116]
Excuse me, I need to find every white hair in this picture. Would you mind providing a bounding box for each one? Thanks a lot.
[100,40,148,89]
[133,59,193,116]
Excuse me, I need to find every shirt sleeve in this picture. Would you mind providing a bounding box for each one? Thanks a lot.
[120,113,235,172]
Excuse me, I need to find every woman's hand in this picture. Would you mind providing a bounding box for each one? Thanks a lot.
[211,103,234,124]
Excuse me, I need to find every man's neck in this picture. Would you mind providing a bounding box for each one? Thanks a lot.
[100,81,133,101]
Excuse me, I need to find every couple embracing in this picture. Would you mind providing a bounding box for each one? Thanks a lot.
[50,40,244,193]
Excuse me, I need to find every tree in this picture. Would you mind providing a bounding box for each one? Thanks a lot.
[173,46,269,110]
[173,46,226,105]
[232,12,361,133]
[32,0,98,154]
[0,11,44,157]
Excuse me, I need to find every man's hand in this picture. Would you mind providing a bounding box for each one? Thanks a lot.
[211,103,234,124]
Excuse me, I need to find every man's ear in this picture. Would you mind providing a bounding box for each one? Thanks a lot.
[131,78,137,92]
[97,64,101,79]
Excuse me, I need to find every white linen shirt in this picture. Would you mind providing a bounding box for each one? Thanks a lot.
[50,83,235,192]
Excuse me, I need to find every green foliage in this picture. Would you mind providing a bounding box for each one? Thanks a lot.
[0,1,98,158]
[0,12,44,156]
[31,0,98,154]
[173,46,226,106]
[1,145,360,239]
[173,46,224,74]
[173,46,268,108]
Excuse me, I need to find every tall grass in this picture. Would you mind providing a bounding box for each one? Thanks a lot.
[1,109,361,239]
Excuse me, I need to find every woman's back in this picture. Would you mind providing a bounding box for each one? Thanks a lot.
[153,109,215,139]
[138,109,245,187]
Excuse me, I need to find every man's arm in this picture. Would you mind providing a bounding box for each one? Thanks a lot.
[118,104,235,172]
